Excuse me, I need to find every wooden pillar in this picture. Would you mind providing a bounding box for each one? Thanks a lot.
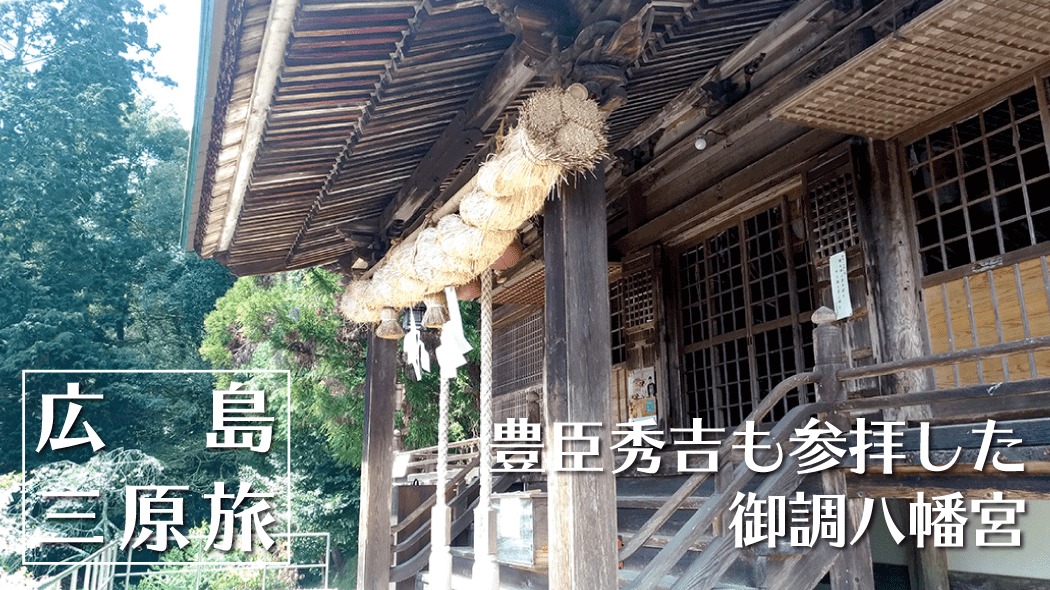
[861,140,935,402]
[863,140,949,590]
[356,332,398,590]
[543,169,619,590]
[813,307,875,590]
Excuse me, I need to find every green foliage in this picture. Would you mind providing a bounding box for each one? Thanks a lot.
[200,271,368,465]
[0,0,234,473]
[21,450,164,564]
[136,525,296,590]
[200,273,485,560]
[200,271,367,558]
[0,0,235,575]
[399,302,481,449]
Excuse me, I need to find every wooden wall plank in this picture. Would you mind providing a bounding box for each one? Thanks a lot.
[924,256,1050,387]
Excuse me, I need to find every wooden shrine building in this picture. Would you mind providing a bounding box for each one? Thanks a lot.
[185,0,1050,587]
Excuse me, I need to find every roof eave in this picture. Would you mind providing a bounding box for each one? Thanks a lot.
[182,0,230,252]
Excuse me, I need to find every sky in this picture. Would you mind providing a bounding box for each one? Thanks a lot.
[139,0,203,128]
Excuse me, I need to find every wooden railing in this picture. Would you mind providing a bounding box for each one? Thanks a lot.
[393,438,479,483]
[625,313,1050,590]
[618,371,821,563]
[391,456,480,541]
[389,455,519,584]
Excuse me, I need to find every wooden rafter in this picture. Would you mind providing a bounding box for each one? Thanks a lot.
[374,41,547,241]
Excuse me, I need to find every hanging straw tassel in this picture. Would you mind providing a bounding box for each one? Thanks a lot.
[375,307,405,340]
[422,292,450,329]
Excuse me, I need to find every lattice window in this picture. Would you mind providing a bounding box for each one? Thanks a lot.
[907,85,1050,277]
[622,252,657,332]
[754,323,814,421]
[493,389,537,424]
[610,279,628,365]
[907,80,1050,388]
[676,197,814,428]
[808,160,860,261]
[493,310,544,396]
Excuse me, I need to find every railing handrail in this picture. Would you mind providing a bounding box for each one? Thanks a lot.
[397,438,479,458]
[627,317,1050,588]
[399,453,478,471]
[841,375,1050,414]
[394,438,480,476]
[391,455,481,536]
[389,469,517,584]
[625,400,837,589]
[35,541,119,590]
[660,371,1050,590]
[837,335,1050,381]
[618,371,821,562]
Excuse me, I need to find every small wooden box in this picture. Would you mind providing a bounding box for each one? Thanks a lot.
[493,491,548,570]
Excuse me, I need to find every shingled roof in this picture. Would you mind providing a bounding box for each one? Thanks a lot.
[184,0,802,276]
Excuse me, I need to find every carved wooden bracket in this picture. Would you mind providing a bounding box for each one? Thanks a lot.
[614,128,663,177]
[691,54,766,117]
[485,0,575,61]
[562,1,654,110]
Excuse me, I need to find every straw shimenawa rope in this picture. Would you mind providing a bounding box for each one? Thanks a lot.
[339,85,608,325]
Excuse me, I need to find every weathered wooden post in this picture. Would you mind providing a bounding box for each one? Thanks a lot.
[863,139,948,590]
[812,306,875,590]
[543,169,619,590]
[356,332,398,590]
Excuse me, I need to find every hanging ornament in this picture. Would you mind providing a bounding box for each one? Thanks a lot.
[456,278,481,301]
[375,307,405,340]
[489,238,522,271]
[435,286,472,381]
[422,292,450,329]
[403,310,430,381]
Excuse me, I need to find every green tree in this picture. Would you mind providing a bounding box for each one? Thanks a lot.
[200,271,482,564]
[0,0,235,470]
[0,0,236,574]
[0,0,152,467]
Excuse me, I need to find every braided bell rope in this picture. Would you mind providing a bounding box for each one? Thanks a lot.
[479,270,494,511]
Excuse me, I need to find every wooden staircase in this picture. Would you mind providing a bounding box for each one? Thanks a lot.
[397,321,1050,589]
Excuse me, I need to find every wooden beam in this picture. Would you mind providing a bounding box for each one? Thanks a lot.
[543,169,619,590]
[849,473,1050,499]
[378,42,542,237]
[610,0,845,155]
[356,333,398,590]
[606,0,926,229]
[950,571,1050,590]
[614,127,843,253]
